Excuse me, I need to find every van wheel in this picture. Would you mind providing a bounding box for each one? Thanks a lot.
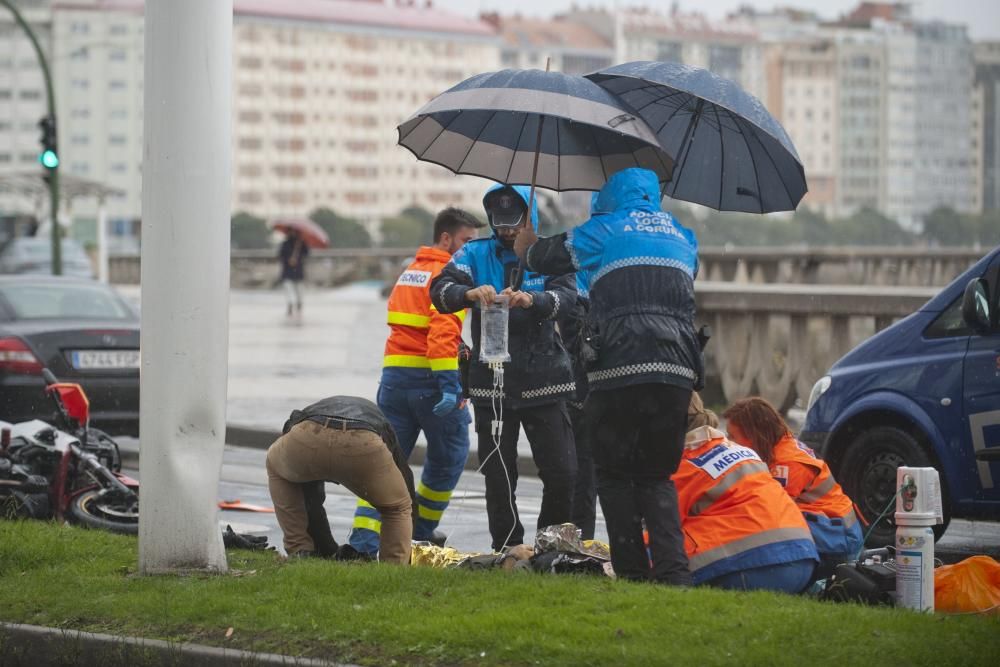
[839,425,950,547]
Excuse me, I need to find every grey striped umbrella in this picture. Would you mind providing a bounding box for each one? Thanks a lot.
[397,69,674,192]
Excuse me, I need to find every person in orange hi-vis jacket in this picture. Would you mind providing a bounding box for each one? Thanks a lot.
[674,393,818,592]
[348,208,483,559]
[724,397,865,579]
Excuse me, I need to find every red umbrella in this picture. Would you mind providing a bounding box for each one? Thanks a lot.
[270,218,330,249]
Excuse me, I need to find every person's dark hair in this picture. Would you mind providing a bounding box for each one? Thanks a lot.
[433,207,483,242]
[722,397,791,466]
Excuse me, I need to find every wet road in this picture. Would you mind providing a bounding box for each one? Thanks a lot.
[124,443,609,556]
[124,444,1000,563]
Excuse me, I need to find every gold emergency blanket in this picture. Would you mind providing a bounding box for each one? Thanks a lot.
[410,543,481,568]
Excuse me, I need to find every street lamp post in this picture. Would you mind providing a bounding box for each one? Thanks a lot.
[1,0,61,275]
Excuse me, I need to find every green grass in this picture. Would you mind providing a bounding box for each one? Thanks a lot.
[1,521,998,666]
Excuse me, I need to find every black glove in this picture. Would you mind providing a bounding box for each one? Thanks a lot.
[223,524,274,551]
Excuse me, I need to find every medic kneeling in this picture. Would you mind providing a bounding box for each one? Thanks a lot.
[674,394,819,593]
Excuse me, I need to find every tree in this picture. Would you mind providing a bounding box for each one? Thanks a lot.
[308,207,371,248]
[230,211,271,249]
[922,207,978,247]
[835,207,914,246]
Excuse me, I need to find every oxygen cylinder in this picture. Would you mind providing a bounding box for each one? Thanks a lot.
[894,466,943,612]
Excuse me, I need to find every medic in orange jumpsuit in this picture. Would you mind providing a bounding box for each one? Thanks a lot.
[724,397,865,575]
[350,208,482,556]
[674,394,818,592]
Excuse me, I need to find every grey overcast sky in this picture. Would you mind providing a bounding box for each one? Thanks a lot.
[432,0,1000,41]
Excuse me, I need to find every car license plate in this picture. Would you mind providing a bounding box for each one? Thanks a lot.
[70,350,140,370]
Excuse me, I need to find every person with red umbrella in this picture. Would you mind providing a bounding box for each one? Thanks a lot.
[272,219,329,319]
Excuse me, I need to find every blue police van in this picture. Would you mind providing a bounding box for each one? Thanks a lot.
[801,245,1000,545]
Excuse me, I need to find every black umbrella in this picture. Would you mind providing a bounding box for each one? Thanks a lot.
[587,61,807,213]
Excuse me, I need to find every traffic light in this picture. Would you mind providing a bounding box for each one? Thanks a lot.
[38,116,58,170]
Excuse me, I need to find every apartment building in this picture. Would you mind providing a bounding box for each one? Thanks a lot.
[764,38,838,216]
[867,11,975,226]
[51,0,144,232]
[482,13,612,76]
[230,2,499,222]
[6,0,500,231]
[565,7,767,102]
[974,41,1000,212]
[0,0,52,221]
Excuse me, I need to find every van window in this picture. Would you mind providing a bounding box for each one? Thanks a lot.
[924,295,972,339]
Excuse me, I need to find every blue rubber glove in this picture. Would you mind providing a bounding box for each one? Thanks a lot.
[433,392,458,417]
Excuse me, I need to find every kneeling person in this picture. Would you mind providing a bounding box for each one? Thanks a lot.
[267,395,416,564]
[675,394,818,592]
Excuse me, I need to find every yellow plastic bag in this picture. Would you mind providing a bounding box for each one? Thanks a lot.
[934,555,1000,615]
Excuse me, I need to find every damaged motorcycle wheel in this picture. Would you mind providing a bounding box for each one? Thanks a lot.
[68,488,139,535]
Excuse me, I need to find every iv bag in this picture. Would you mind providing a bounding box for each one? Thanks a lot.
[480,296,511,363]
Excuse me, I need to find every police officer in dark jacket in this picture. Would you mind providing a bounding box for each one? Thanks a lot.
[515,167,701,585]
[559,272,597,540]
[430,184,578,552]
[266,396,416,563]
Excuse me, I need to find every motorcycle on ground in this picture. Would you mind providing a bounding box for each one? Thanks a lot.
[0,369,140,534]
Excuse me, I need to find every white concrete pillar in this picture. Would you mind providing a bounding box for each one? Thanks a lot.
[138,0,232,574]
[96,197,108,283]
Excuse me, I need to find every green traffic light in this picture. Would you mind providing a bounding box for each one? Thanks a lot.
[39,149,59,169]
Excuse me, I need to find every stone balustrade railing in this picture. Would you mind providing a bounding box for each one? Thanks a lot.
[108,245,986,288]
[108,249,955,411]
[697,246,983,287]
[694,281,938,410]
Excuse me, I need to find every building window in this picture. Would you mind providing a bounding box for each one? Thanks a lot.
[238,192,262,204]
[71,108,90,119]
[109,135,127,145]
[346,89,377,102]
[110,24,128,36]
[110,109,128,120]
[709,45,742,80]
[239,110,262,123]
[71,135,90,145]
[0,90,11,100]
[19,89,41,100]
[19,152,37,163]
[0,153,10,163]
[111,162,128,173]
[71,78,89,90]
[238,137,262,150]
[109,50,127,62]
[109,80,127,91]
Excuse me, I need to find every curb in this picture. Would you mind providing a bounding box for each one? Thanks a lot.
[118,425,541,477]
[0,622,352,667]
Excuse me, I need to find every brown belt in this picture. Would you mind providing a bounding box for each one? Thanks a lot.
[308,416,363,432]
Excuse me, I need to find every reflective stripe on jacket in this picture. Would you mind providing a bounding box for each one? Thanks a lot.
[383,246,465,394]
[770,434,857,524]
[675,426,818,585]
[430,184,577,409]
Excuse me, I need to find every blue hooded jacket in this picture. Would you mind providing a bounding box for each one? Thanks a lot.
[430,184,578,408]
[526,167,703,391]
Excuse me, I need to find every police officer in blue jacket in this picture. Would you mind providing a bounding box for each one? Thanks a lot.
[515,167,701,585]
[431,184,578,552]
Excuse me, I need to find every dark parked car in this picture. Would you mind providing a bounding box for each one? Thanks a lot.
[0,237,95,279]
[0,276,139,436]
